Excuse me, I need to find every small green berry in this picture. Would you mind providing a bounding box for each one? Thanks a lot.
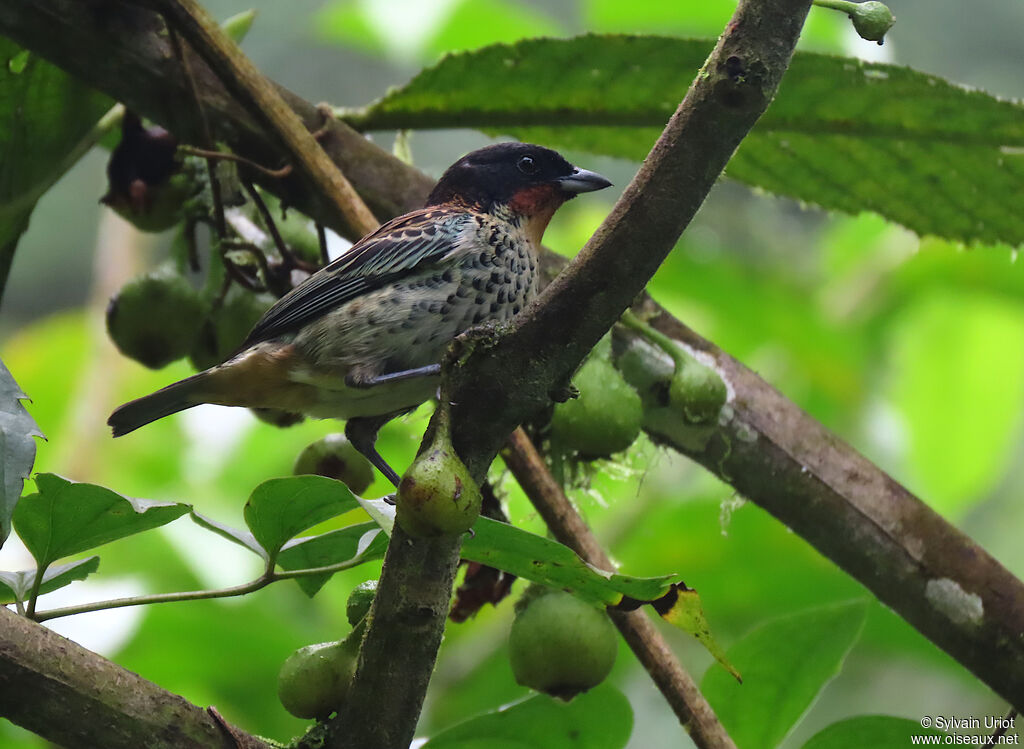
[106,268,205,369]
[550,356,643,459]
[346,580,378,626]
[277,640,357,720]
[396,440,482,538]
[508,591,617,701]
[851,1,895,43]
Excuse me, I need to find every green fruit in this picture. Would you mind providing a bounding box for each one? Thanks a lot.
[294,434,375,495]
[509,591,617,701]
[346,580,378,626]
[189,288,275,370]
[106,267,205,369]
[111,171,192,233]
[550,356,643,458]
[396,428,482,538]
[668,358,727,425]
[850,1,895,42]
[277,640,357,720]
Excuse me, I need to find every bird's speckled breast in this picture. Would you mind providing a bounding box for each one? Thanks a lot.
[289,211,539,410]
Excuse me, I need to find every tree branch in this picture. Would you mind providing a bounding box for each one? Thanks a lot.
[622,298,1024,709]
[0,606,272,748]
[502,427,737,749]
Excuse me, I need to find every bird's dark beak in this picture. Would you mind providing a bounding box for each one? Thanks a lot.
[557,167,613,193]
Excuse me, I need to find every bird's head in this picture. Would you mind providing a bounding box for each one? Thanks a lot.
[426,143,612,244]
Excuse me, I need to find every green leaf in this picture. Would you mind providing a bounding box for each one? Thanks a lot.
[701,600,869,749]
[243,475,361,557]
[0,555,99,605]
[277,522,388,597]
[190,509,267,560]
[462,515,679,606]
[348,34,1024,247]
[422,684,633,749]
[802,716,947,748]
[363,498,731,667]
[0,359,43,547]
[12,474,189,570]
[657,584,740,682]
[0,39,112,289]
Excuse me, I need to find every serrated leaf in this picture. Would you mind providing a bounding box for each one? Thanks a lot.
[0,39,112,288]
[277,523,387,597]
[701,600,869,749]
[243,475,361,557]
[190,509,267,560]
[802,716,947,749]
[12,474,189,569]
[422,684,632,749]
[0,359,44,547]
[349,35,1024,247]
[0,555,99,605]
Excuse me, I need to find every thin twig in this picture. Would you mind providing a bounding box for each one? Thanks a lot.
[502,427,737,749]
[165,20,226,239]
[180,145,293,179]
[316,222,330,267]
[240,180,300,271]
[32,555,374,623]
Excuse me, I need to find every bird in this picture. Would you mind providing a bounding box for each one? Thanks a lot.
[108,142,612,487]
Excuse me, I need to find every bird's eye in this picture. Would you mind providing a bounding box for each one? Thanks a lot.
[517,155,538,175]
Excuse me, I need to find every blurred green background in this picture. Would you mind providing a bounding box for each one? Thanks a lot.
[3,1,1023,747]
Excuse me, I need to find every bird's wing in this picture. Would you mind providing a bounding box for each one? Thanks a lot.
[241,208,471,348]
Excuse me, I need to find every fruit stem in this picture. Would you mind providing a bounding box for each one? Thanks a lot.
[811,0,859,12]
[620,309,685,371]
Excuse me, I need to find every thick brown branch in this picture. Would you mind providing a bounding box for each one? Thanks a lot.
[623,301,1024,710]
[0,606,271,748]
[502,428,736,749]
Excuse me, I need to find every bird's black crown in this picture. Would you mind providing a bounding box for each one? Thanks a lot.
[426,142,601,209]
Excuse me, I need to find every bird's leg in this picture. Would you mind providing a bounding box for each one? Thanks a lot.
[345,411,409,490]
[345,364,442,388]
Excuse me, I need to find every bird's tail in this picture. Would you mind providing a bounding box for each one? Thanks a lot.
[108,372,209,437]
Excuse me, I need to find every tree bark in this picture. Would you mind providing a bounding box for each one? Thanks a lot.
[0,606,271,748]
